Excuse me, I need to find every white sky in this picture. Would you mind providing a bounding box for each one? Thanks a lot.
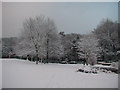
[1,1,119,37]
[0,2,2,38]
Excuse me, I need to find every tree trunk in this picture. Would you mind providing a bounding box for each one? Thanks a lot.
[35,44,39,64]
[118,23,120,44]
[46,38,49,63]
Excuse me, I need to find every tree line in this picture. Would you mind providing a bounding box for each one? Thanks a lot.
[1,16,120,65]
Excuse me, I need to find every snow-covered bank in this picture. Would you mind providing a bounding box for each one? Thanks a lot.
[2,59,118,88]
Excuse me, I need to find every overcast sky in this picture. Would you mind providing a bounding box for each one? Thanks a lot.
[0,2,1,38]
[2,2,118,37]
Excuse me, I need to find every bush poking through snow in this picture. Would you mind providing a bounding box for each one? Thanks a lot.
[77,68,98,74]
[77,66,98,74]
[92,65,119,74]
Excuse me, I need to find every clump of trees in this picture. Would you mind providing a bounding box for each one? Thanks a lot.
[59,33,82,63]
[14,16,64,64]
[14,15,101,65]
[2,16,119,66]
[94,19,120,63]
[2,37,17,58]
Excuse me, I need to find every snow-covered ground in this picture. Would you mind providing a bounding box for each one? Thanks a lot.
[2,59,118,88]
[0,60,2,90]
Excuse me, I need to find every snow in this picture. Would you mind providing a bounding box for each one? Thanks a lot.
[0,60,2,90]
[93,64,112,68]
[2,59,118,88]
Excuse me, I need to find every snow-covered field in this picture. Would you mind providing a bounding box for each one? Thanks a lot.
[0,60,2,90]
[2,59,118,88]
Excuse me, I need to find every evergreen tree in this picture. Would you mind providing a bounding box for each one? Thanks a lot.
[68,40,80,62]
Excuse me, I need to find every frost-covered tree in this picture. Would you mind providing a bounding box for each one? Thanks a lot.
[94,19,119,62]
[2,37,17,58]
[15,15,63,63]
[78,33,100,65]
[41,18,64,62]
[14,38,35,57]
